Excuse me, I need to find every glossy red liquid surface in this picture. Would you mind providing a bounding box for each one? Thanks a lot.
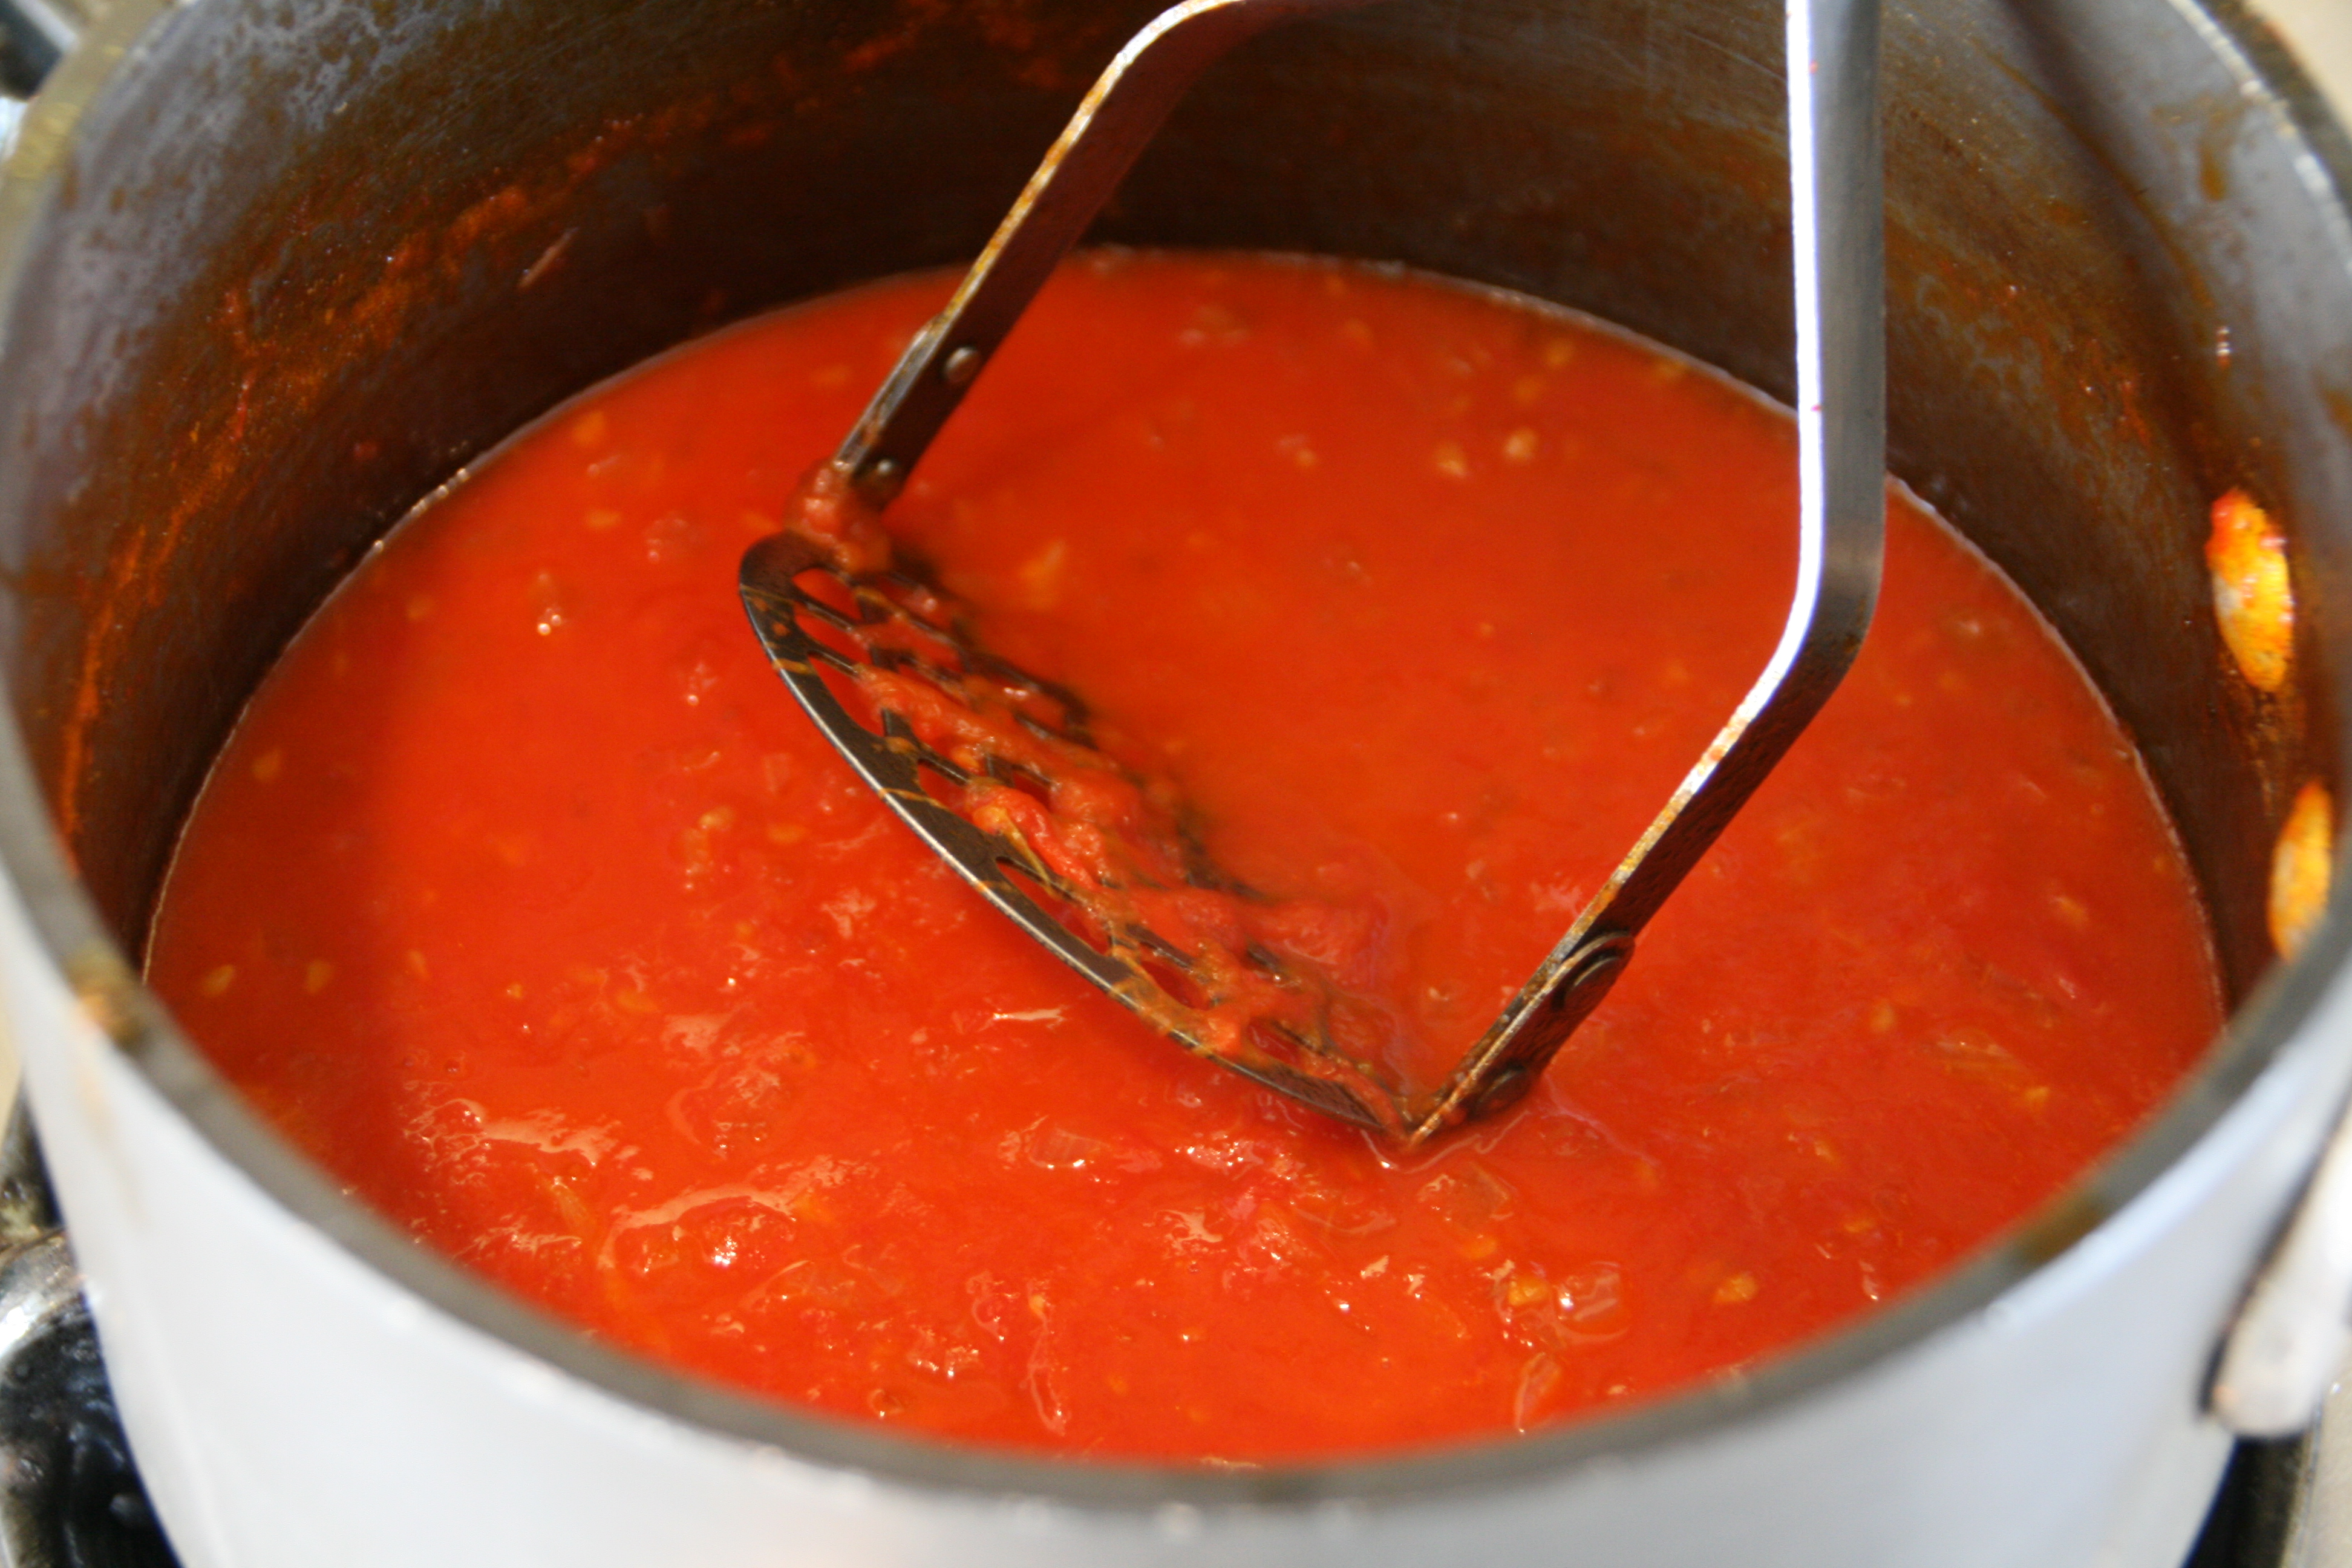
[148,253,2221,1460]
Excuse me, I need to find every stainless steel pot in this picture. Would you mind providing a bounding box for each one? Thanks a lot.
[0,1,2347,1563]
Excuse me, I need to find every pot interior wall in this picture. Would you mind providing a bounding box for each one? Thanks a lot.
[1,0,2342,1037]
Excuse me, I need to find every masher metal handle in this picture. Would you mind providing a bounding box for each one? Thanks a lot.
[1423,0,1886,1134]
[835,0,1375,510]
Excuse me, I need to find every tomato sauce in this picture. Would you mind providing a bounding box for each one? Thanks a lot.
[146,252,2222,1460]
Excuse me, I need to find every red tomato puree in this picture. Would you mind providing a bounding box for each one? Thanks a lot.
[146,252,2221,1460]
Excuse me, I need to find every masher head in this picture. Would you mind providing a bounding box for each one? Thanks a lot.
[740,0,1884,1145]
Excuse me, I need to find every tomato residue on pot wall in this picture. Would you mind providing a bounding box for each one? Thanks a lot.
[147,253,2221,1459]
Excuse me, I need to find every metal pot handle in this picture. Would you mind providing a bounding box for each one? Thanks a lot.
[2212,1091,2352,1436]
[0,0,82,158]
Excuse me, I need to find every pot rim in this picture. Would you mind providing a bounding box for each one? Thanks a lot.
[1,0,2348,1515]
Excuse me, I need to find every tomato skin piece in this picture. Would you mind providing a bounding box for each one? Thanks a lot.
[2270,780,2332,959]
[148,252,2220,1462]
[2207,487,2293,693]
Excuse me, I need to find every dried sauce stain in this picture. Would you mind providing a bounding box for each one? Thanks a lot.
[1878,221,2158,460]
[843,0,1125,90]
[2325,387,2352,447]
[148,254,2221,1462]
[50,86,751,844]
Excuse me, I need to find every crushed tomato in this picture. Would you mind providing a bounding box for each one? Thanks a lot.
[148,252,2221,1460]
